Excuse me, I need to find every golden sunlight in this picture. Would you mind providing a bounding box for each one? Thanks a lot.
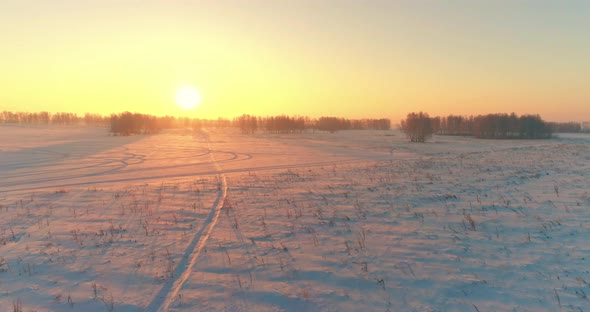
[175,86,201,110]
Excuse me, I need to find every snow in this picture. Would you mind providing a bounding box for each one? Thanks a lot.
[1,124,590,311]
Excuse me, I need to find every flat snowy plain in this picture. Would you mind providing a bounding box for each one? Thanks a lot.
[1,124,589,312]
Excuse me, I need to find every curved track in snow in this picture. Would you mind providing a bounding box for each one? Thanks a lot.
[144,136,228,312]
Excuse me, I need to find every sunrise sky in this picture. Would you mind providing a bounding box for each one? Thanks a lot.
[1,1,588,122]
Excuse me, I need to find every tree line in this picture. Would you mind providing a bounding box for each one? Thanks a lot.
[108,113,236,135]
[548,122,586,133]
[109,113,390,135]
[8,110,581,140]
[401,112,555,142]
[0,110,229,135]
[0,111,107,125]
[233,114,390,134]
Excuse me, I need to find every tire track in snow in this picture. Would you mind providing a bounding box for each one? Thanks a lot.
[145,138,228,312]
[0,146,142,185]
[0,148,242,190]
[2,157,387,194]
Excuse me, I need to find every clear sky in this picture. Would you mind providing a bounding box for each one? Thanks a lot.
[1,0,588,122]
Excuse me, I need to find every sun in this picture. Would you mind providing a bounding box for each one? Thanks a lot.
[175,86,201,110]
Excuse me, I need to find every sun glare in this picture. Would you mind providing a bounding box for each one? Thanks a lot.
[176,86,201,110]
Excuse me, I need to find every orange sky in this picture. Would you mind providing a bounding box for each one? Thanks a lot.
[1,1,589,122]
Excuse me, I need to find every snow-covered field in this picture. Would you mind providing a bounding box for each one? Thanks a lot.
[1,124,589,311]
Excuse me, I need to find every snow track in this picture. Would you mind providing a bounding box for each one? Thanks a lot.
[145,139,228,312]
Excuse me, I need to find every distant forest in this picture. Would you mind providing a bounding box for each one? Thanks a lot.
[0,111,390,135]
[233,115,390,134]
[2,111,587,138]
[400,112,587,142]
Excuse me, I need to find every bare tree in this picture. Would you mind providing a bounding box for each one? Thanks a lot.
[400,112,433,142]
